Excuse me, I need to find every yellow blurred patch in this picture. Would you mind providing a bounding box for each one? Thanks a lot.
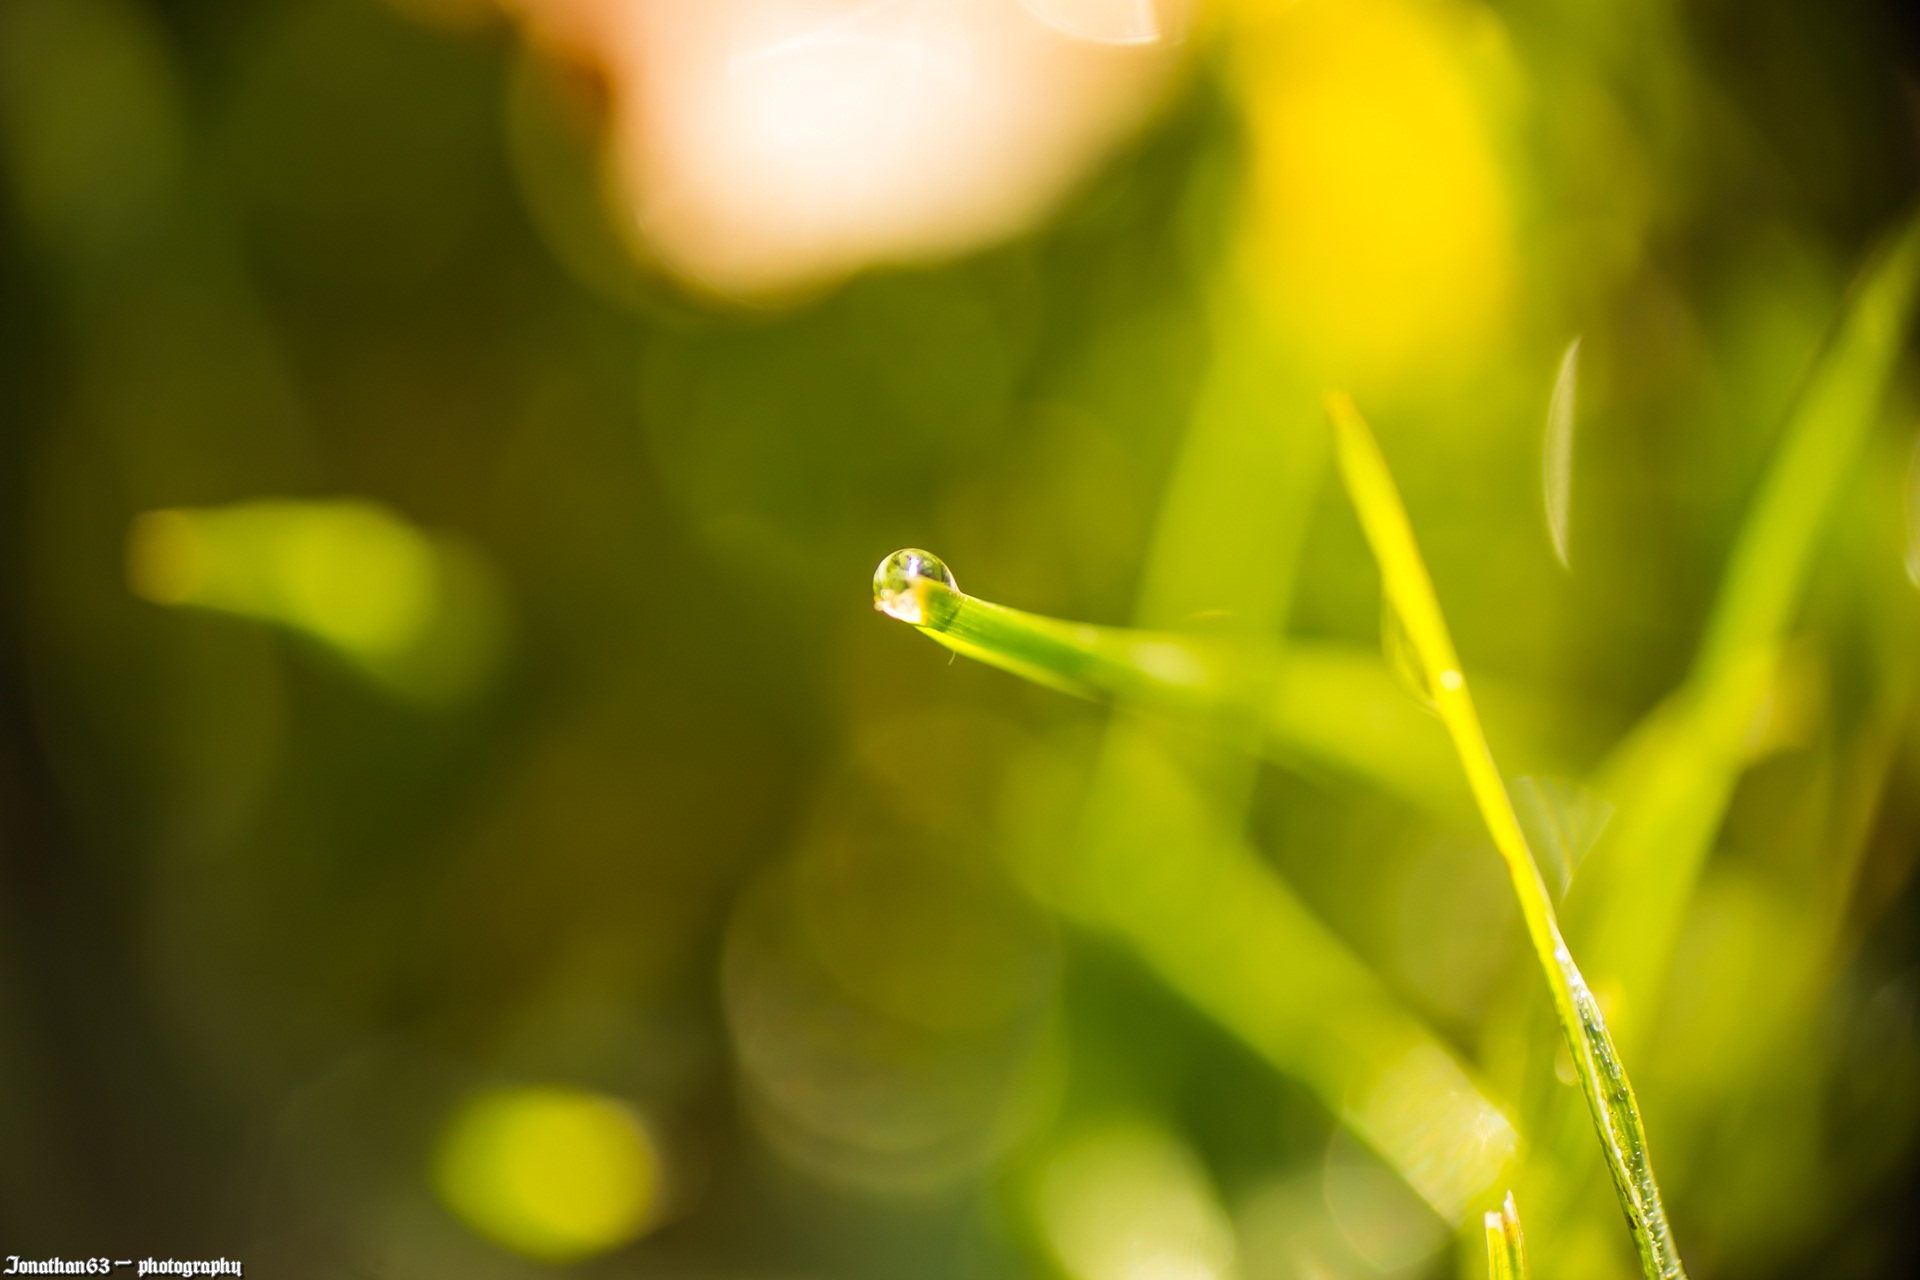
[433,1085,662,1263]
[1233,0,1516,384]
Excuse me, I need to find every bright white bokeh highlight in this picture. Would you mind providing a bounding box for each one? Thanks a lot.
[506,0,1181,296]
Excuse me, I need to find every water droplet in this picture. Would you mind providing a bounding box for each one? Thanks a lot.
[873,549,959,627]
[1543,336,1581,570]
[1438,669,1463,692]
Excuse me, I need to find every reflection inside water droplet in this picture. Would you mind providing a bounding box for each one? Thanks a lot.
[874,548,959,626]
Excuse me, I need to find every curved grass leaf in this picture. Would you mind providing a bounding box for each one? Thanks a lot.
[1574,214,1920,1051]
[1544,337,1582,570]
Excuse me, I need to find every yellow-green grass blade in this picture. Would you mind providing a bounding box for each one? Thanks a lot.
[1326,391,1686,1280]
[1487,1191,1530,1280]
[876,558,1473,814]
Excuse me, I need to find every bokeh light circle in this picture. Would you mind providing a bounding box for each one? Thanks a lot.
[433,1084,661,1263]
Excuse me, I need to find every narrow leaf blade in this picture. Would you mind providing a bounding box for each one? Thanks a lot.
[1544,337,1582,569]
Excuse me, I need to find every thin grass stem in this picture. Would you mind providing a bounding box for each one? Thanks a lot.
[1325,392,1686,1280]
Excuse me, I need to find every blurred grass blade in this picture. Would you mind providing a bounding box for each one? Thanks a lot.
[1696,220,1920,677]
[1511,775,1614,901]
[999,319,1515,1224]
[1574,215,1920,1049]
[1486,1191,1530,1280]
[1326,391,1686,1280]
[1544,337,1582,569]
[1905,432,1920,588]
[1087,323,1513,1221]
[1021,725,1519,1223]
[1269,640,1467,813]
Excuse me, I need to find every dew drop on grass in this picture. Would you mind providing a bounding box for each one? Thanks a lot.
[1543,337,1581,570]
[874,548,958,626]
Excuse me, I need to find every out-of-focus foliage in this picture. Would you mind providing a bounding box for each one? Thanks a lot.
[1,0,1919,1278]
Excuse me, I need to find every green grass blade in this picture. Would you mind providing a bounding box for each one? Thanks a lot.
[875,546,1262,711]
[1325,392,1686,1280]
[1573,214,1920,1049]
[1544,337,1582,570]
[1695,221,1920,678]
[874,550,1470,812]
[1486,1191,1530,1280]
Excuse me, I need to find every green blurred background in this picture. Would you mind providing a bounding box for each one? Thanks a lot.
[2,0,1920,1276]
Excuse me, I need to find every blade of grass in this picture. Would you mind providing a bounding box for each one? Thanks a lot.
[875,557,1473,813]
[1544,337,1582,570]
[1325,391,1686,1280]
[1573,214,1920,1050]
[1486,1191,1530,1280]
